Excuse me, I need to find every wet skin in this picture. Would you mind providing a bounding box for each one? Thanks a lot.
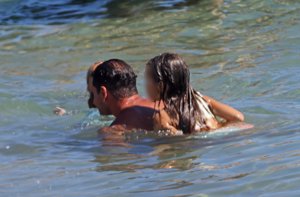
[87,62,157,132]
[87,61,246,135]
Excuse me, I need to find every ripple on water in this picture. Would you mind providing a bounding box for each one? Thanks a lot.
[0,0,300,196]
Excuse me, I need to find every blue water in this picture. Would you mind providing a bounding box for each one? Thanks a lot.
[0,0,300,196]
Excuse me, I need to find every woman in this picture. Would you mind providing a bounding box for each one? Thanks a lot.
[145,53,244,134]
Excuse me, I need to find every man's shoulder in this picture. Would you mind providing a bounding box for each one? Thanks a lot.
[112,105,156,131]
[121,105,155,116]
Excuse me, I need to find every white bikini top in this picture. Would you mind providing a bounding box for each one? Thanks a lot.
[192,90,218,131]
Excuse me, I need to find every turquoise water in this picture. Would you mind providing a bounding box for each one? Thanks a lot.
[0,0,300,196]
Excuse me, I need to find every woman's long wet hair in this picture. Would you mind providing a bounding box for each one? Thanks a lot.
[147,53,202,134]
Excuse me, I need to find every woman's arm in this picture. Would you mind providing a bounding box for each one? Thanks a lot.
[203,95,245,122]
[153,110,182,135]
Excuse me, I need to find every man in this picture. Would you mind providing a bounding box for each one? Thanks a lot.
[87,59,157,132]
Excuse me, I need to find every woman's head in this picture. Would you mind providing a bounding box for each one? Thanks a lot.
[145,53,197,134]
[145,53,190,102]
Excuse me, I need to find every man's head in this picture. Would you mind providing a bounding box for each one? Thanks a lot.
[90,59,138,115]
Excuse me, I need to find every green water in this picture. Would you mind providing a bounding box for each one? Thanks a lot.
[0,0,300,196]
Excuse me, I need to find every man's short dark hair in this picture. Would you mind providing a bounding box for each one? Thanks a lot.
[92,59,138,99]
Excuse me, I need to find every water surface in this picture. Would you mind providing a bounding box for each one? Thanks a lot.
[0,0,300,196]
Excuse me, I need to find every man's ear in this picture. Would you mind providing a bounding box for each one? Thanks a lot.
[100,86,108,101]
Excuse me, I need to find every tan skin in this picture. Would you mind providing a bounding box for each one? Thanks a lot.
[87,62,158,134]
[57,61,244,136]
[144,66,244,133]
[202,95,244,122]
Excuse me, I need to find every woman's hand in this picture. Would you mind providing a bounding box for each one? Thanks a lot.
[203,96,245,122]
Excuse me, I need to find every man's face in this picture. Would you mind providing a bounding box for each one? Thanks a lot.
[87,61,103,108]
[87,76,96,108]
[90,79,111,115]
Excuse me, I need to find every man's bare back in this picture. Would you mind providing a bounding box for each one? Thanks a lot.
[110,96,156,131]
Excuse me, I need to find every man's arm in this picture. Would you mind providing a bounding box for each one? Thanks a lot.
[203,95,245,122]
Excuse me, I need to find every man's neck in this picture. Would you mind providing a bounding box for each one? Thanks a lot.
[111,94,141,117]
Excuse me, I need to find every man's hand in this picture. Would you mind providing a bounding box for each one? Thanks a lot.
[53,106,67,116]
